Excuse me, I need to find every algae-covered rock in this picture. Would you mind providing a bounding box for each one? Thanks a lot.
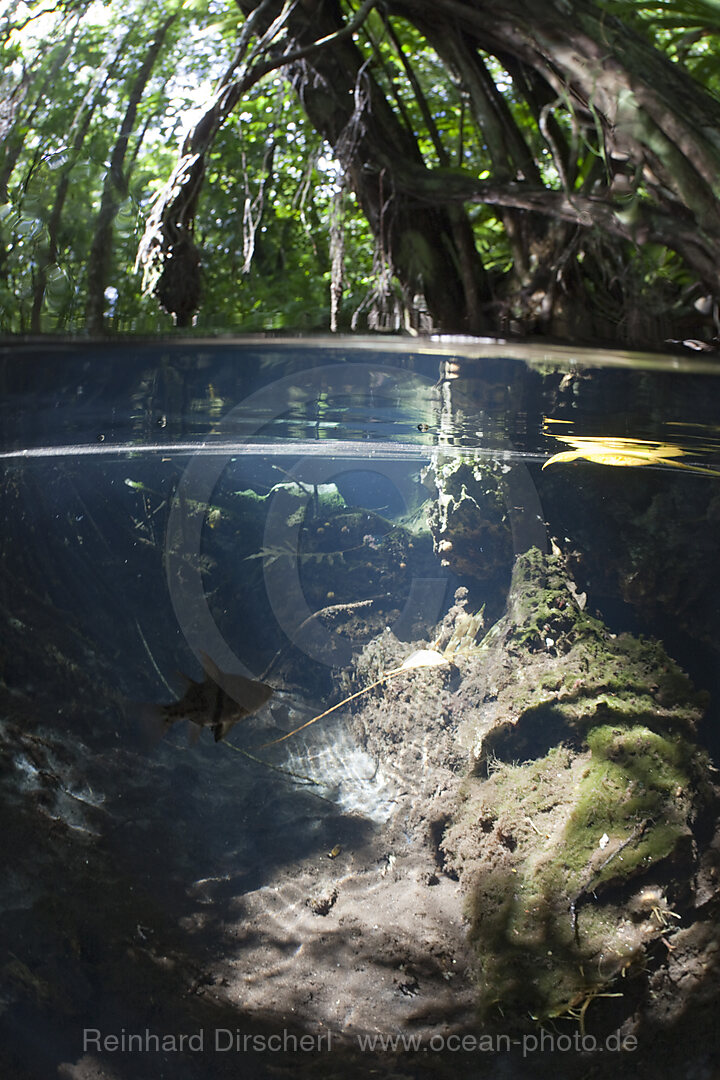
[441,547,713,1028]
[425,458,514,605]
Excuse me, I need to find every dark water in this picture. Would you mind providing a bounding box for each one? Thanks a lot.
[1,337,720,1079]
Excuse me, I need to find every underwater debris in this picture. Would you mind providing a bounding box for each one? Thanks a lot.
[398,649,449,671]
[436,608,486,660]
[260,647,450,748]
[146,651,273,742]
[307,889,338,916]
[539,983,624,1038]
[244,542,352,567]
[259,599,376,682]
[628,885,682,930]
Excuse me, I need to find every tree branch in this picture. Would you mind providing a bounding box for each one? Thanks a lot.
[137,0,379,318]
[402,169,720,287]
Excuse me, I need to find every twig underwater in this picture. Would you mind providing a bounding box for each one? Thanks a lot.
[258,648,450,748]
[135,619,176,696]
[258,598,376,682]
[222,739,336,803]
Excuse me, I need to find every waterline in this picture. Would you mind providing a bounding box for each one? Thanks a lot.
[0,439,545,463]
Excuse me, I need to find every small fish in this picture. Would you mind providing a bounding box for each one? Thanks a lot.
[145,651,273,743]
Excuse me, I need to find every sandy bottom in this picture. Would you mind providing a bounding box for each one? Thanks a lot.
[2,635,720,1080]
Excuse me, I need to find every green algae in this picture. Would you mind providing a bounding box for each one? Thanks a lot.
[442,547,711,1028]
[565,723,695,885]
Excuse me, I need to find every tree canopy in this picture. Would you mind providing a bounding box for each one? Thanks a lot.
[2,0,720,342]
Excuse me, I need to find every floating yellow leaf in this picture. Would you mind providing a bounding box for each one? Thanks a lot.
[542,435,720,476]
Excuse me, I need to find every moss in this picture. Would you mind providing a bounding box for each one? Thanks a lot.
[444,547,711,1029]
[564,723,695,886]
[452,724,700,1023]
